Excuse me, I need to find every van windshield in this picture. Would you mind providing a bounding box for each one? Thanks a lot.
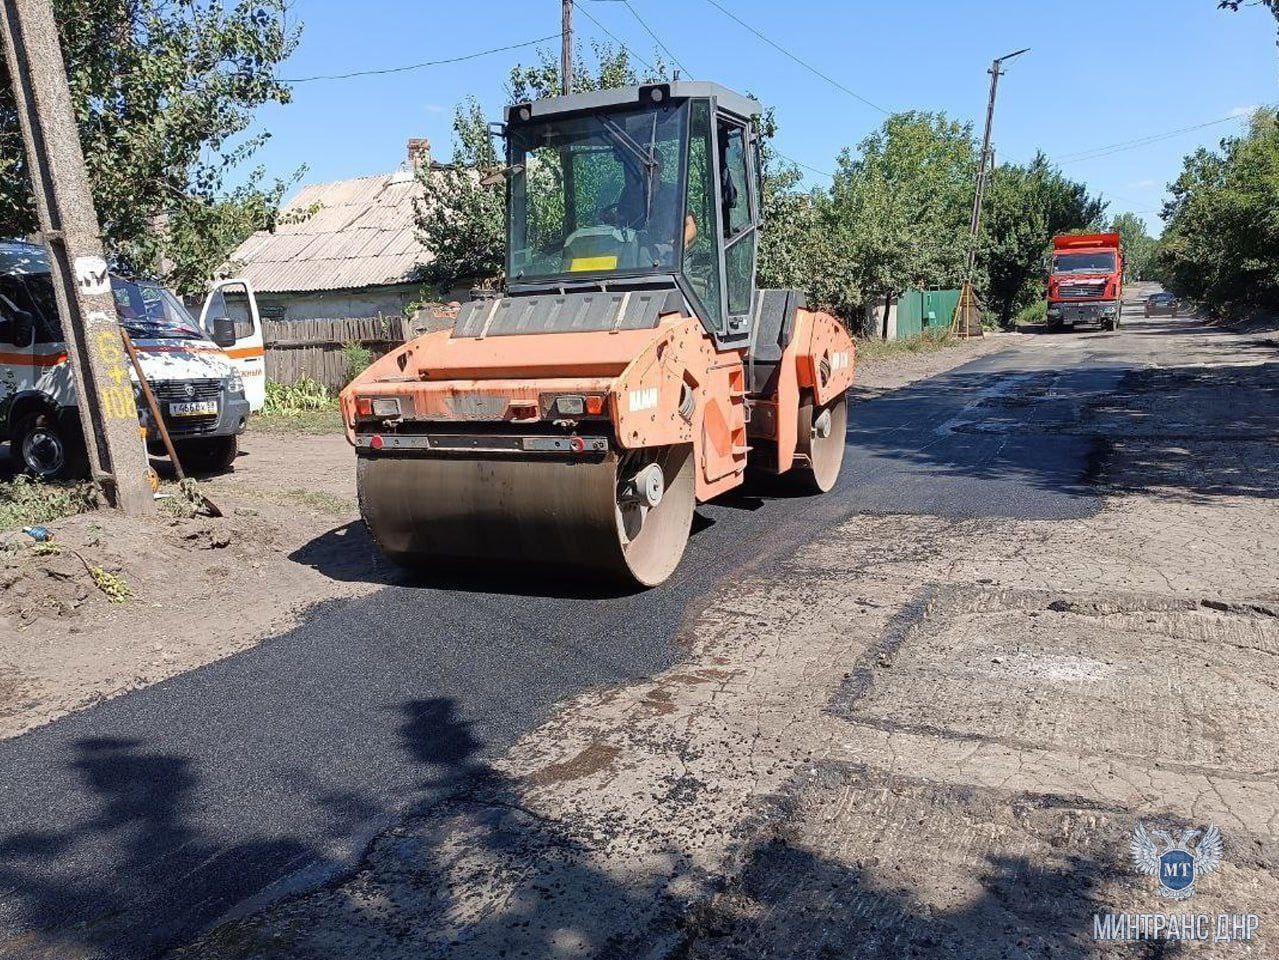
[1053,252,1116,274]
[112,279,205,340]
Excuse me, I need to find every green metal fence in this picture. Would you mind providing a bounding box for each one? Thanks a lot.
[895,288,962,339]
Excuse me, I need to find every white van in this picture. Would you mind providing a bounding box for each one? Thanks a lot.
[1,240,263,478]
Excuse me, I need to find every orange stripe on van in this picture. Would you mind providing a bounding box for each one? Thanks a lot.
[0,350,68,366]
[225,345,265,360]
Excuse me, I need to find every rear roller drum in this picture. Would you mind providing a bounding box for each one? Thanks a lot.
[357,443,695,588]
[789,393,848,494]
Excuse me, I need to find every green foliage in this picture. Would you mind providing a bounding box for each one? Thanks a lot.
[413,43,665,291]
[1015,300,1048,326]
[263,376,336,415]
[0,476,98,532]
[0,0,301,294]
[1111,212,1158,282]
[854,324,954,361]
[977,154,1106,326]
[340,341,373,385]
[1158,109,1279,314]
[755,106,823,295]
[88,565,132,603]
[808,112,977,322]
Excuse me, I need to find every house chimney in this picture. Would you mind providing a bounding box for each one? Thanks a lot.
[407,138,432,171]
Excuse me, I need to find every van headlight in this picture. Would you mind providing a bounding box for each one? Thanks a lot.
[227,370,245,395]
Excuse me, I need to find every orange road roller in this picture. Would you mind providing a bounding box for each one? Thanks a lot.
[341,82,855,587]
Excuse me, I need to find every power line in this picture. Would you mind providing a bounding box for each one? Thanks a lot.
[772,150,833,179]
[700,0,890,114]
[575,1,832,179]
[620,0,692,77]
[572,0,659,73]
[283,34,562,83]
[1054,115,1245,164]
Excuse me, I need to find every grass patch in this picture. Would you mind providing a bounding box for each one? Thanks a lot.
[0,476,99,533]
[855,326,958,362]
[1014,300,1047,327]
[254,377,344,434]
[276,487,355,516]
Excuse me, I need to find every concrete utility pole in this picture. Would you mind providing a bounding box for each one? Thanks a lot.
[0,0,154,513]
[965,47,1029,278]
[561,0,573,95]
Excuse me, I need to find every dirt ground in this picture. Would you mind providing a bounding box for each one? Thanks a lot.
[172,314,1279,959]
[0,333,999,744]
[0,432,370,740]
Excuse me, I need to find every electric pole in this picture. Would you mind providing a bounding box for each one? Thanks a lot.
[561,0,573,95]
[966,47,1029,278]
[1,0,154,513]
[953,46,1028,339]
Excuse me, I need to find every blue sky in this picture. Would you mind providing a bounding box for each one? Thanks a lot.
[248,0,1277,234]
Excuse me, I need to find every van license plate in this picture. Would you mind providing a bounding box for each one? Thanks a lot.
[169,401,218,417]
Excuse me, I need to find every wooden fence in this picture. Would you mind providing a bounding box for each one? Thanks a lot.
[263,317,409,391]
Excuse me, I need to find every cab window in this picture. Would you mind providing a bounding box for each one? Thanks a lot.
[719,121,756,318]
[682,100,723,328]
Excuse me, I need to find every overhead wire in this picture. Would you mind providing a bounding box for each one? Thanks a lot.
[1054,115,1246,164]
[619,0,692,78]
[283,33,563,83]
[578,1,833,179]
[699,0,890,115]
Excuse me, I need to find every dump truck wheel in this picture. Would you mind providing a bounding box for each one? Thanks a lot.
[789,393,848,494]
[357,443,696,588]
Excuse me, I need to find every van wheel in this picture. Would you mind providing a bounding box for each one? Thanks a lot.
[15,412,90,480]
[174,436,238,475]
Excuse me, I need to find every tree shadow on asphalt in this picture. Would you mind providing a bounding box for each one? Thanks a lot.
[184,699,1114,958]
[0,696,1119,959]
[0,736,328,959]
[678,835,1113,960]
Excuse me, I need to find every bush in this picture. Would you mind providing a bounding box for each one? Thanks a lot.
[1015,300,1047,326]
[263,376,337,415]
[0,476,99,533]
[340,341,374,386]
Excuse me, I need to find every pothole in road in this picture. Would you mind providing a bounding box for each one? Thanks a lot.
[830,584,1279,776]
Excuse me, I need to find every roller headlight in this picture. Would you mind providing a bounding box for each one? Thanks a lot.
[227,370,245,395]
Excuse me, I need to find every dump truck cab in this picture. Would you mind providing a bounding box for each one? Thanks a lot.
[342,83,856,586]
[1047,232,1125,331]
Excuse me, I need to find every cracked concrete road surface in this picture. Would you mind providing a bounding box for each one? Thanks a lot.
[4,306,1279,959]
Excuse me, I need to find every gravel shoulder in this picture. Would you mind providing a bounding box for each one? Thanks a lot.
[173,316,1279,959]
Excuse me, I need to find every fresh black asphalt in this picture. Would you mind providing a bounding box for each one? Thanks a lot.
[0,334,1132,959]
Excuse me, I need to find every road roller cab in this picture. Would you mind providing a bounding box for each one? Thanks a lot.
[341,82,856,586]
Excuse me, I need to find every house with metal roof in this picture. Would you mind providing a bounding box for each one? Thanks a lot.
[225,139,443,322]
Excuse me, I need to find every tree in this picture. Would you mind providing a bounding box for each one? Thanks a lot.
[810,111,977,322]
[754,106,822,294]
[1111,212,1157,282]
[978,154,1105,325]
[414,44,665,291]
[1158,108,1279,313]
[0,0,300,294]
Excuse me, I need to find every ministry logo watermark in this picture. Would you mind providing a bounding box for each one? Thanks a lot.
[1092,822,1260,944]
[1129,822,1223,900]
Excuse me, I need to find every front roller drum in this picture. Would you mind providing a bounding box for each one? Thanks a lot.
[357,444,695,587]
[791,393,849,493]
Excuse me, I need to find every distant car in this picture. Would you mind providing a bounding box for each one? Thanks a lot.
[1145,292,1180,318]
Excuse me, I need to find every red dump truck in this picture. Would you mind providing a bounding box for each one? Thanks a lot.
[1046,233,1124,331]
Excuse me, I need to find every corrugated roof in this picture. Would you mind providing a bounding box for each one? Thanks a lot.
[226,170,434,294]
